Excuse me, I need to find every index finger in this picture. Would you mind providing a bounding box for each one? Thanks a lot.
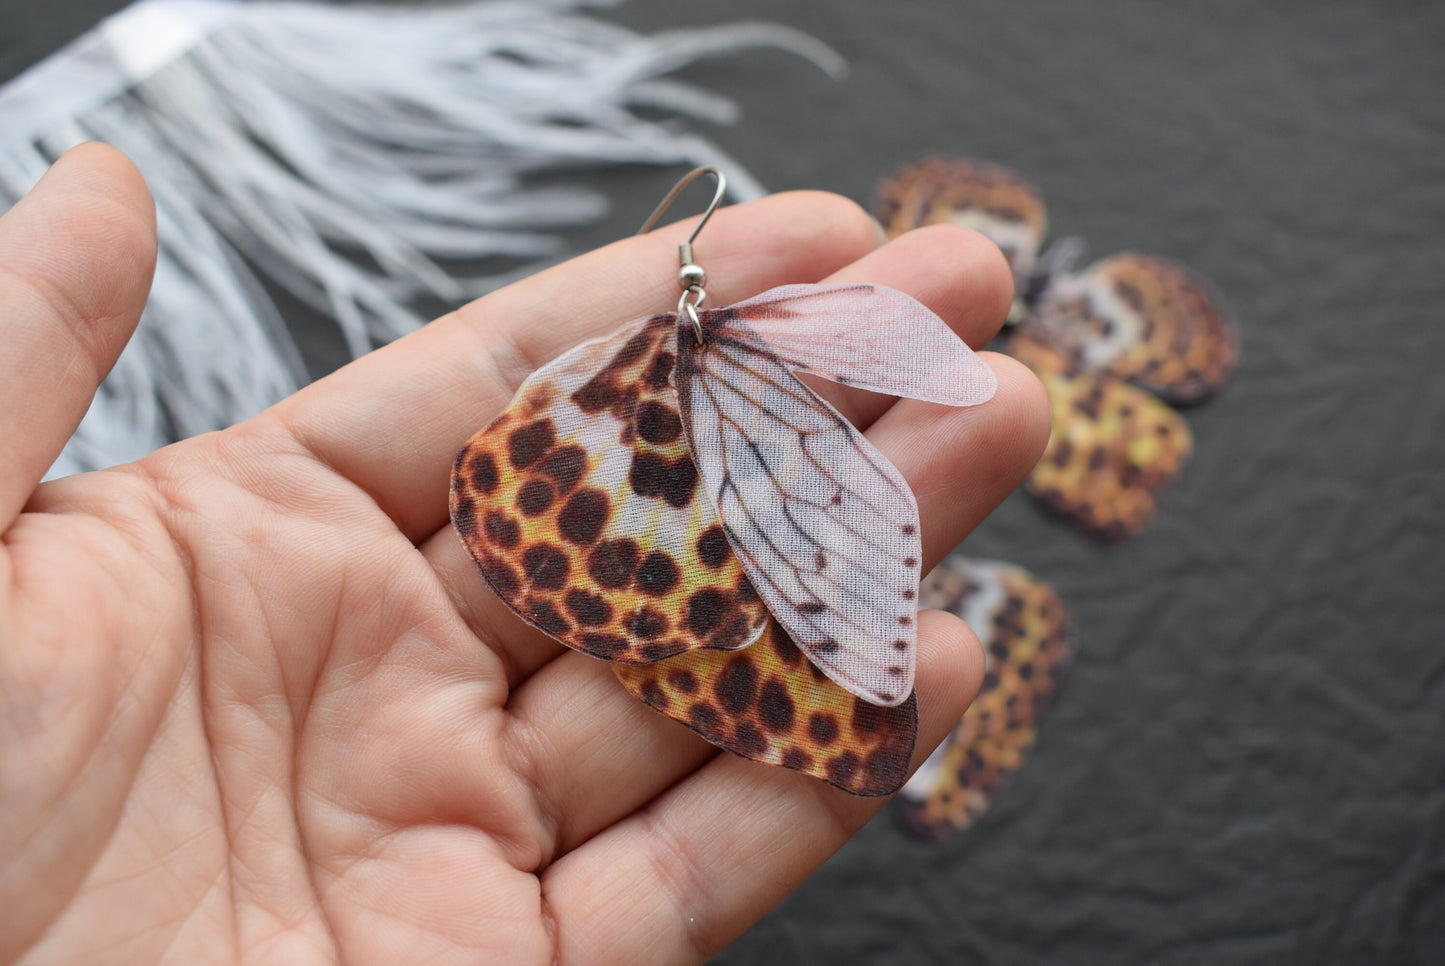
[268,191,884,542]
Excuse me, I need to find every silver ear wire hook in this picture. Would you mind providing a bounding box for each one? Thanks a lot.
[636,166,726,345]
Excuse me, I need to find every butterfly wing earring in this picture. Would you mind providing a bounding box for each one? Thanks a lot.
[451,167,998,795]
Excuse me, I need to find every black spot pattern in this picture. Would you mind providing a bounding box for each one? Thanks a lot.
[714,657,758,715]
[808,712,839,745]
[736,576,759,603]
[481,556,520,599]
[613,329,654,366]
[528,597,570,636]
[516,478,555,516]
[643,350,675,390]
[772,633,804,667]
[851,700,885,736]
[507,420,555,468]
[469,451,499,493]
[733,722,766,756]
[627,607,670,639]
[696,525,730,568]
[540,445,587,492]
[522,544,569,590]
[572,377,621,414]
[635,400,683,444]
[580,632,629,658]
[484,511,521,548]
[628,451,698,508]
[639,679,668,709]
[864,747,909,786]
[711,612,755,650]
[758,679,796,733]
[564,589,612,626]
[686,588,729,635]
[826,752,861,785]
[781,748,813,772]
[690,703,722,736]
[558,489,609,545]
[452,495,476,532]
[588,539,640,589]
[1052,439,1074,468]
[635,552,681,596]
[641,641,686,661]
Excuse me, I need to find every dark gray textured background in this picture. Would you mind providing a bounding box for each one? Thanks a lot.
[5,2,1444,963]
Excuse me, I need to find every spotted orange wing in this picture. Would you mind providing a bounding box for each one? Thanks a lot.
[1025,252,1238,405]
[450,315,768,663]
[614,619,918,796]
[895,555,1072,839]
[874,156,1048,287]
[1010,332,1193,542]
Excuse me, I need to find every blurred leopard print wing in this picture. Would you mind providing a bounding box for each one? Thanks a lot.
[895,556,1072,839]
[1010,332,1194,543]
[874,156,1048,288]
[1026,253,1237,405]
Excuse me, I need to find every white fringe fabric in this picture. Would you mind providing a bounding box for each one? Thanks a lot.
[0,0,845,477]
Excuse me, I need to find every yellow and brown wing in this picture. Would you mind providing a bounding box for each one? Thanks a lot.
[1026,252,1237,404]
[874,156,1048,287]
[450,316,768,664]
[1010,332,1193,543]
[615,619,917,797]
[895,556,1072,840]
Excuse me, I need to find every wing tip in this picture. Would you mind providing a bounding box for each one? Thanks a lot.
[867,678,915,708]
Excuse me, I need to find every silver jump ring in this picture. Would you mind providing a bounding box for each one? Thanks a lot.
[679,285,706,345]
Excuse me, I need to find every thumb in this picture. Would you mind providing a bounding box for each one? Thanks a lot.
[0,143,155,525]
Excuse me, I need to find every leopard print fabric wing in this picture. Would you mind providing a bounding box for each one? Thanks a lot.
[450,317,769,663]
[874,156,1238,542]
[1026,253,1237,405]
[874,156,1048,287]
[1010,333,1193,542]
[895,556,1072,839]
[615,618,918,796]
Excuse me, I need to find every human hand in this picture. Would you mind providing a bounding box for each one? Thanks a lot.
[0,145,1047,965]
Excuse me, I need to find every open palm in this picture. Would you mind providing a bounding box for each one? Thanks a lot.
[0,146,1047,965]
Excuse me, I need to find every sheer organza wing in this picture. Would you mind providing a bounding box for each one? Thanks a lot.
[676,322,922,707]
[710,283,996,406]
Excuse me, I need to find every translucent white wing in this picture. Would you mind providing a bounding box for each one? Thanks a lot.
[716,283,996,405]
[676,324,921,707]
